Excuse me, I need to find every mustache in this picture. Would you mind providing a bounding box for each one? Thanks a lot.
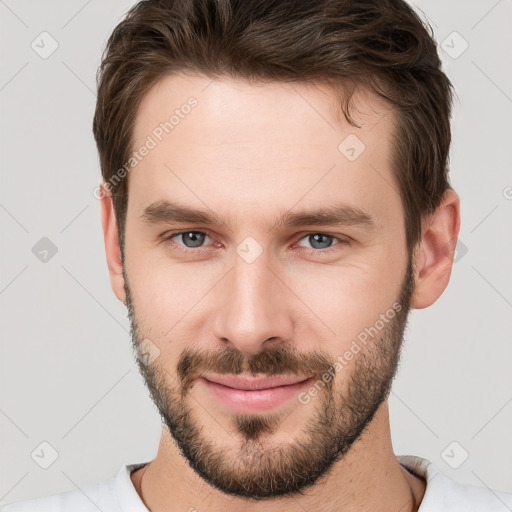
[177,344,336,394]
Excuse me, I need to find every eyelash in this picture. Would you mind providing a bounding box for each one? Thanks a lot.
[161,230,351,257]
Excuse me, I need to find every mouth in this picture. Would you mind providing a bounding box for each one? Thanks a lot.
[199,374,315,412]
[201,373,312,390]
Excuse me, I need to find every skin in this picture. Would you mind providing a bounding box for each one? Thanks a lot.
[100,73,460,511]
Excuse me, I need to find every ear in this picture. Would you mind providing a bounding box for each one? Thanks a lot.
[99,184,126,304]
[411,189,461,309]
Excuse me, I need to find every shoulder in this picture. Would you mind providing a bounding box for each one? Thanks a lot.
[0,462,149,512]
[397,455,512,512]
[1,478,116,512]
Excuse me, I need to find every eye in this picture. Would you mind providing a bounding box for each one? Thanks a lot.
[163,231,212,250]
[295,233,349,253]
[161,230,350,256]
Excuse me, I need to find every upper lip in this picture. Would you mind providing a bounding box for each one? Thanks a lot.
[201,374,312,391]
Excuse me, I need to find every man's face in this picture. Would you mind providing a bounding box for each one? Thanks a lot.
[121,74,413,499]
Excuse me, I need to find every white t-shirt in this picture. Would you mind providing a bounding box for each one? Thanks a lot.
[2,455,512,511]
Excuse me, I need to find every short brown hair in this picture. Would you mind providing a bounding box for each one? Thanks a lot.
[93,0,454,256]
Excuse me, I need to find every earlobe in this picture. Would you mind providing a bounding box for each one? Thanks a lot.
[411,189,461,309]
[99,184,127,304]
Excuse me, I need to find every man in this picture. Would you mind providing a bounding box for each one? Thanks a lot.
[3,0,512,511]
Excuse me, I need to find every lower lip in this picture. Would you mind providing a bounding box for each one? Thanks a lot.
[200,377,314,413]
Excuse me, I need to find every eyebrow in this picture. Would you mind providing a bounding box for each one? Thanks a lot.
[140,200,376,233]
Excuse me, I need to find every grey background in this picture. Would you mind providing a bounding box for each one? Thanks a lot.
[1,0,511,506]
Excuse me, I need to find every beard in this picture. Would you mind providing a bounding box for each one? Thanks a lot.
[123,256,415,501]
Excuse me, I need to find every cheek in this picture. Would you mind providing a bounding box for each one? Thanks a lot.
[124,245,222,357]
[288,259,404,349]
[124,220,407,356]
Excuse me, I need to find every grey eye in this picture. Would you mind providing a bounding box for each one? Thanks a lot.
[299,234,336,250]
[176,231,208,248]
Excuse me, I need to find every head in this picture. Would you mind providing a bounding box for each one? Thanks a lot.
[95,0,460,501]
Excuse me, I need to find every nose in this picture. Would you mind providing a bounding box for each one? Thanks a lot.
[212,249,294,355]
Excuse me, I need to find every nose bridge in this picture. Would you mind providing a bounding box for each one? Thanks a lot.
[212,246,292,353]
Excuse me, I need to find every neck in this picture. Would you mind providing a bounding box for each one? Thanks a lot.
[132,401,426,512]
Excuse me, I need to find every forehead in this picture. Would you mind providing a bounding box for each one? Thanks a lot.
[133,72,393,146]
[128,72,399,228]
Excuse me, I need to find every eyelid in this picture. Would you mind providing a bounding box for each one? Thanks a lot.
[292,233,351,255]
[161,229,214,252]
[293,231,352,245]
[161,229,351,254]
